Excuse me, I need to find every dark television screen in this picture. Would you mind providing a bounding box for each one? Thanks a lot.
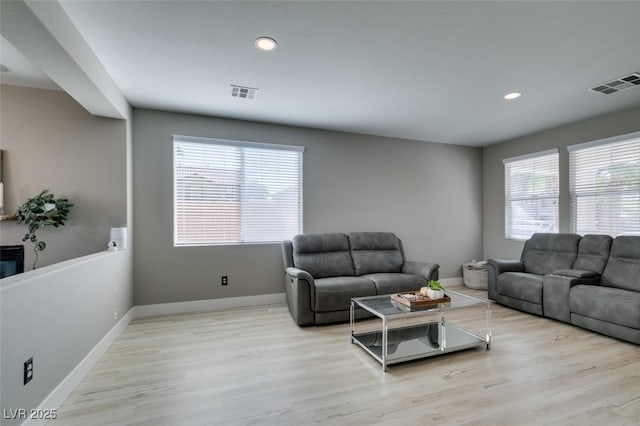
[0,245,25,278]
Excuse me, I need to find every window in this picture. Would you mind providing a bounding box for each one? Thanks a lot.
[569,131,640,236]
[174,135,304,246]
[504,149,559,240]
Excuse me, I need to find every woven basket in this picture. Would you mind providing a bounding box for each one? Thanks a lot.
[463,261,488,290]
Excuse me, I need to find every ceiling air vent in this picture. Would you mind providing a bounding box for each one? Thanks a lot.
[590,72,640,95]
[230,85,258,99]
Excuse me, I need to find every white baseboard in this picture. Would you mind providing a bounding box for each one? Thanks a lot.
[24,307,135,426]
[133,292,286,318]
[440,277,464,287]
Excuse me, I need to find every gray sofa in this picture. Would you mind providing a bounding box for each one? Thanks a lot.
[488,233,640,344]
[281,232,439,326]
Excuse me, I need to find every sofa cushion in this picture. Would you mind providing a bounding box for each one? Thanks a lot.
[361,273,426,295]
[570,285,640,329]
[348,232,403,276]
[497,272,544,304]
[572,234,612,274]
[521,233,580,275]
[552,269,599,279]
[314,276,376,312]
[292,233,355,278]
[601,236,640,292]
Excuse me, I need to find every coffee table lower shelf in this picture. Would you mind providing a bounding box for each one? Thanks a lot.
[351,322,487,370]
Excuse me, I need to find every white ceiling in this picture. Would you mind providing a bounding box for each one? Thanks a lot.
[5,1,640,147]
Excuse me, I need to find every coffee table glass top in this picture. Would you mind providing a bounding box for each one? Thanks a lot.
[352,289,487,318]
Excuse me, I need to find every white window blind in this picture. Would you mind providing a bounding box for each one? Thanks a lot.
[569,132,640,236]
[174,135,304,246]
[504,149,559,240]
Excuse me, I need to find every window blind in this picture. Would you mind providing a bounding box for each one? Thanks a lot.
[174,136,304,246]
[569,133,640,236]
[504,149,559,240]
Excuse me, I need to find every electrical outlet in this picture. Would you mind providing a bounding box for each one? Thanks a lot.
[24,358,33,385]
[221,276,228,286]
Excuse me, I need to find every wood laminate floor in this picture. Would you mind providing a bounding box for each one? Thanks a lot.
[50,288,640,425]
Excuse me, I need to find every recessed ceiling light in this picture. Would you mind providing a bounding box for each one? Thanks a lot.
[504,92,522,100]
[255,37,277,51]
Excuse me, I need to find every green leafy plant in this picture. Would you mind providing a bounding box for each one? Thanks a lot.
[427,279,444,290]
[16,190,73,270]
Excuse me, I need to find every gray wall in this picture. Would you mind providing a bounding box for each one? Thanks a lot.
[482,105,640,260]
[0,84,134,424]
[0,84,127,269]
[133,108,483,305]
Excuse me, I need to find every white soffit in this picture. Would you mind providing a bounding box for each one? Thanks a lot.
[0,0,129,119]
[0,35,60,91]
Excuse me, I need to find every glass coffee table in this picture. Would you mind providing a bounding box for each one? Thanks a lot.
[350,290,491,371]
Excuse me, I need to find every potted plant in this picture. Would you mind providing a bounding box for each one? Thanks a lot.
[16,190,73,269]
[426,279,445,300]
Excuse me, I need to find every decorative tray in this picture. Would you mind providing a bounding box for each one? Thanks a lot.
[390,291,451,309]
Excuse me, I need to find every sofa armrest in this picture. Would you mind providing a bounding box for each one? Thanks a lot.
[552,269,600,279]
[284,267,316,326]
[286,267,315,283]
[487,259,524,301]
[487,259,525,274]
[402,261,439,281]
[543,272,600,323]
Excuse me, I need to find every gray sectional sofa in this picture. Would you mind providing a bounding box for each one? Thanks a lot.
[281,232,439,326]
[488,233,640,344]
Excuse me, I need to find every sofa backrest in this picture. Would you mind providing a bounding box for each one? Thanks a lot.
[521,233,581,275]
[282,240,294,269]
[572,234,612,274]
[348,232,404,276]
[291,233,355,278]
[601,236,640,292]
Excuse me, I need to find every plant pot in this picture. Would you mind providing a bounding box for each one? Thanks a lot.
[427,288,445,300]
